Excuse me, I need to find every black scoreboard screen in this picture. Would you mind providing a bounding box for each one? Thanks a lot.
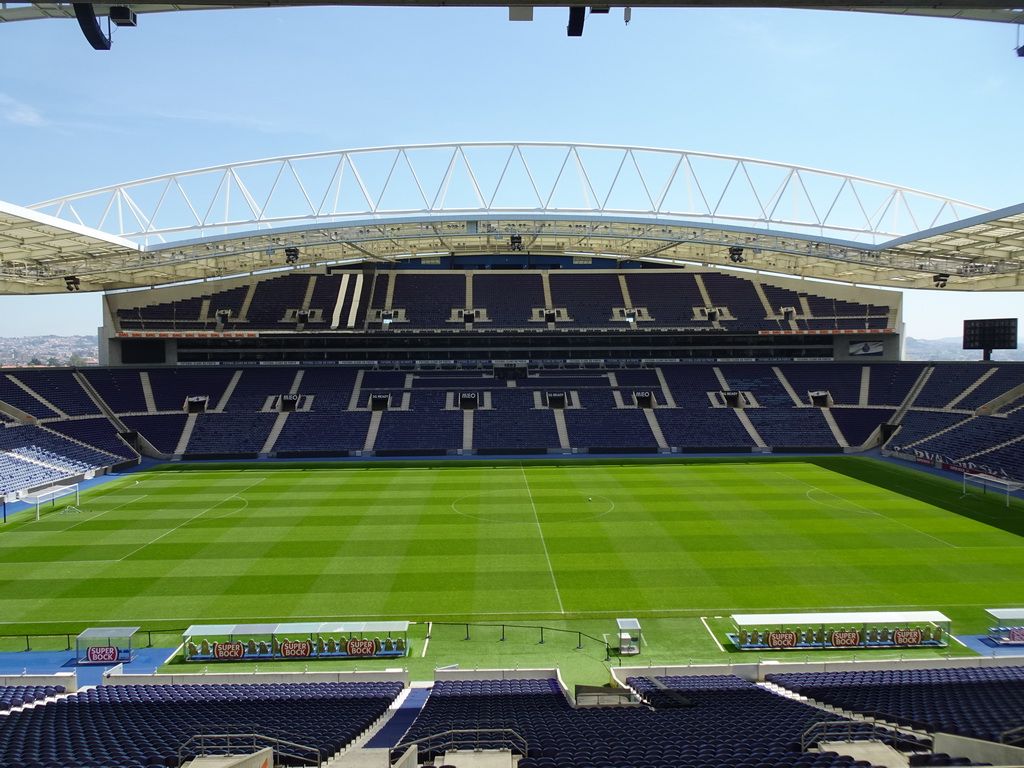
[963,318,1018,350]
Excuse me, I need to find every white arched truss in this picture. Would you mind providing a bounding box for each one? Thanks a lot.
[3,144,1022,296]
[30,143,987,246]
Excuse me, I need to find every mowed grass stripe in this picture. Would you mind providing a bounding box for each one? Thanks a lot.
[0,459,1022,631]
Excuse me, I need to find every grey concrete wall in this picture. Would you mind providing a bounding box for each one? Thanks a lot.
[0,673,76,690]
[933,733,1024,767]
[105,669,407,686]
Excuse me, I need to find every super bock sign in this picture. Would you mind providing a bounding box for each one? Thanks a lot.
[86,646,118,663]
[767,631,797,648]
[281,640,311,658]
[830,630,860,647]
[213,642,245,659]
[346,638,376,656]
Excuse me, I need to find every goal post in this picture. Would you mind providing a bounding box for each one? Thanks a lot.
[961,472,1023,508]
[21,483,80,521]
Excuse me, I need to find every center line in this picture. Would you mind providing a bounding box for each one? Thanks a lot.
[520,462,565,614]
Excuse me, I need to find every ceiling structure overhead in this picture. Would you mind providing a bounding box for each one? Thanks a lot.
[2,2,1023,42]
[0,143,1021,295]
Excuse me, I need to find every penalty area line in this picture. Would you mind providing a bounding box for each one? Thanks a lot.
[776,471,961,550]
[116,478,264,562]
[700,616,725,653]
[56,495,148,532]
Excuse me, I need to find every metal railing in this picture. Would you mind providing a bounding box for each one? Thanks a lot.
[177,724,323,767]
[1000,723,1024,746]
[390,728,527,765]
[431,621,611,660]
[799,720,908,752]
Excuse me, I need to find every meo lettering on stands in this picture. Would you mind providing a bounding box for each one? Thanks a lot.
[346,638,376,656]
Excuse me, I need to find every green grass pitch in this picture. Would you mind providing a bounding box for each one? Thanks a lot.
[1,457,1022,642]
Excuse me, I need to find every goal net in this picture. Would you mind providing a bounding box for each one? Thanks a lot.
[21,483,80,520]
[962,473,1023,507]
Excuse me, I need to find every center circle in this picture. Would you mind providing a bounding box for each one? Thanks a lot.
[452,490,614,523]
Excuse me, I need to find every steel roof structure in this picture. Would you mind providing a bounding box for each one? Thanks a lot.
[1,142,1021,294]
[2,2,1022,30]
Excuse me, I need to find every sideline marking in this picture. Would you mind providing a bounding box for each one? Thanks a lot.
[117,478,264,562]
[521,463,565,614]
[1,600,1010,626]
[776,471,961,549]
[700,615,725,653]
[421,621,432,658]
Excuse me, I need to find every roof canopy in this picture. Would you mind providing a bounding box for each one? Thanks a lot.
[732,611,950,626]
[985,609,1024,622]
[2,4,1021,28]
[183,621,410,637]
[1,144,1020,294]
[76,626,141,640]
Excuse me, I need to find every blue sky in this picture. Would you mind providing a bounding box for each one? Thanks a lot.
[1,5,1022,338]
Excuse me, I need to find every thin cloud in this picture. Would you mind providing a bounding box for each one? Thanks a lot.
[138,105,313,135]
[0,93,47,127]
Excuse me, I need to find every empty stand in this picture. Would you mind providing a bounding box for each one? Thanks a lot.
[548,273,627,327]
[766,666,1024,744]
[42,418,137,460]
[11,370,99,416]
[83,370,150,414]
[399,676,893,768]
[0,681,402,768]
[10,362,1024,477]
[0,424,122,494]
[474,272,545,327]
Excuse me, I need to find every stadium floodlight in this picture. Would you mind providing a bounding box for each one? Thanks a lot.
[109,6,138,27]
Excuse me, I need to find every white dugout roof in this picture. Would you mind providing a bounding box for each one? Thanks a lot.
[732,610,951,626]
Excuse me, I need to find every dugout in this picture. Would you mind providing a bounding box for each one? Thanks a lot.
[616,618,642,655]
[76,627,140,665]
[985,609,1024,645]
[728,611,950,651]
[183,621,409,662]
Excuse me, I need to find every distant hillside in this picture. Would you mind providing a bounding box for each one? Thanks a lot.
[903,337,1024,362]
[0,335,98,367]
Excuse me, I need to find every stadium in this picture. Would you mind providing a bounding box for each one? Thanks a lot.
[1,140,1023,768]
